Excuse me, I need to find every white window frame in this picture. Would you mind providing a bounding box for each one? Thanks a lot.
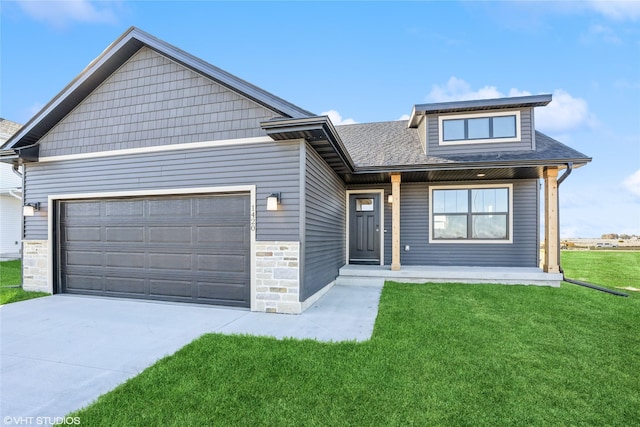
[438,111,521,145]
[428,183,513,244]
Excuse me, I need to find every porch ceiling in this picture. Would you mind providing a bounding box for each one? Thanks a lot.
[343,166,546,184]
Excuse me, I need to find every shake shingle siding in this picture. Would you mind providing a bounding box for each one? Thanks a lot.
[303,143,346,300]
[23,141,301,241]
[38,47,279,157]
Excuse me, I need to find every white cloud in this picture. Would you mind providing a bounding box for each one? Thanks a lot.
[588,0,640,21]
[397,114,410,121]
[535,89,596,133]
[559,183,640,237]
[17,0,120,28]
[321,110,357,126]
[623,169,640,198]
[426,77,503,103]
[426,77,595,134]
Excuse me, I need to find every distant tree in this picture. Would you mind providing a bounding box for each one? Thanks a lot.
[601,233,619,239]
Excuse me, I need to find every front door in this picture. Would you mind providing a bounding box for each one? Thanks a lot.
[349,193,381,264]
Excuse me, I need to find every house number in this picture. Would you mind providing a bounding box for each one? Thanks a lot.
[250,204,257,231]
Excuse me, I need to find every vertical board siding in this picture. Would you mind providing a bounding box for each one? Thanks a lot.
[23,141,301,241]
[426,108,533,156]
[351,180,539,267]
[38,47,280,157]
[303,143,346,300]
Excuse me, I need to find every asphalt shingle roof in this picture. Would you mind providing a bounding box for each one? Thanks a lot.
[335,120,590,169]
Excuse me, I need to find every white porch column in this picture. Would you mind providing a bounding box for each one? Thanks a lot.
[543,167,560,273]
[391,173,401,271]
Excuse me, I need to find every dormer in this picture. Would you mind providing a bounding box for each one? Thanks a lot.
[407,94,552,156]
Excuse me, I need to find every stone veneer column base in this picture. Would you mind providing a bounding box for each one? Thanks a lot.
[22,240,51,293]
[255,241,301,314]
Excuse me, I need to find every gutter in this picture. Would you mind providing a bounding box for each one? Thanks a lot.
[351,158,592,174]
[556,162,628,297]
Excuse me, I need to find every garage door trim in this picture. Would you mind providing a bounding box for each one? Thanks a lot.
[48,185,257,309]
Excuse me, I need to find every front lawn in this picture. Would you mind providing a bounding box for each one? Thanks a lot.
[71,253,640,426]
[561,250,639,291]
[0,260,48,305]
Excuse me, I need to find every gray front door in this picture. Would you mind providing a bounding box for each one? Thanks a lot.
[57,193,251,307]
[349,193,381,264]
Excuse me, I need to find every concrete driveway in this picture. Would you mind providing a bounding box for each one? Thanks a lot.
[0,285,381,424]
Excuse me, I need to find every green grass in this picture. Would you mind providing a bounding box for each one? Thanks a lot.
[0,260,49,305]
[562,250,640,291]
[71,252,640,426]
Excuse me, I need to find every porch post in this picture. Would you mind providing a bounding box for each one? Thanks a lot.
[543,167,560,273]
[391,173,401,271]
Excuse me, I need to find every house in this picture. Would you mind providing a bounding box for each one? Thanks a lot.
[0,27,591,313]
[0,119,23,260]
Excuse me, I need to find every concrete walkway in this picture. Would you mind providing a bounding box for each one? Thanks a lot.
[0,285,381,424]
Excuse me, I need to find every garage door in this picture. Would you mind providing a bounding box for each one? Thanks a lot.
[57,193,251,307]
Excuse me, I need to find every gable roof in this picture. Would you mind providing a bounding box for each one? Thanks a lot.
[2,27,313,151]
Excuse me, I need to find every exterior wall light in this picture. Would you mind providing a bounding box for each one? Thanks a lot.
[387,195,393,204]
[266,193,281,211]
[23,202,41,216]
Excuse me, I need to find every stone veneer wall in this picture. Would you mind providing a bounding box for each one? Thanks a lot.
[255,241,301,314]
[22,240,50,293]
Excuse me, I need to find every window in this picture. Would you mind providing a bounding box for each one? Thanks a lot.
[439,111,520,145]
[356,198,375,211]
[430,185,512,243]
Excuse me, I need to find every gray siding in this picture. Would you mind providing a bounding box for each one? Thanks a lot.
[351,180,539,268]
[418,117,427,153]
[38,47,280,157]
[426,108,533,156]
[23,140,301,242]
[302,143,346,300]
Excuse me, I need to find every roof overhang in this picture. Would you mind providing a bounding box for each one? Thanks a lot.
[408,94,552,128]
[0,150,19,165]
[261,116,355,174]
[344,160,589,184]
[2,27,314,152]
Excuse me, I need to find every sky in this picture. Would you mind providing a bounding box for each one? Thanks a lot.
[1,0,639,238]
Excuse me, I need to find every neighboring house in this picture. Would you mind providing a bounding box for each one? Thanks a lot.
[0,119,23,260]
[0,27,591,313]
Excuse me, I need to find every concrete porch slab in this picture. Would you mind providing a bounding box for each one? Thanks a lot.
[336,265,563,287]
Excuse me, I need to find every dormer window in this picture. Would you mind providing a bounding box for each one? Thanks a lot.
[439,111,520,145]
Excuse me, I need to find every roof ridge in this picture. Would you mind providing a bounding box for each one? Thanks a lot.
[335,119,409,128]
[2,27,313,151]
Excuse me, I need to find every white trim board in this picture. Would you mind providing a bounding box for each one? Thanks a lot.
[345,189,385,266]
[38,136,273,163]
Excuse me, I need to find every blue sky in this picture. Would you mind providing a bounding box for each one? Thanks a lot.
[1,1,639,237]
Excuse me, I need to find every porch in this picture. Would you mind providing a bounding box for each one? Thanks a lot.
[335,264,563,288]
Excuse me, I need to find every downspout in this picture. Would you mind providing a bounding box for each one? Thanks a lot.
[556,163,628,297]
[12,162,22,178]
[10,163,23,199]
